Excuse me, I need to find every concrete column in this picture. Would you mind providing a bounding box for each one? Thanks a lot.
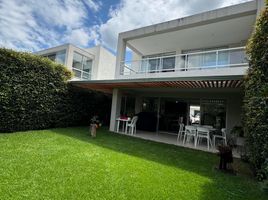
[109,89,122,132]
[115,35,126,79]
[65,44,74,70]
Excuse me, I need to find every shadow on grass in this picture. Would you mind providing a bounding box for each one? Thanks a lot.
[50,126,266,200]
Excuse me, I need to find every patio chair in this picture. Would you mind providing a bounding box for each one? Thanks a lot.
[183,125,197,147]
[125,116,138,135]
[177,123,185,142]
[196,127,212,150]
[213,128,227,147]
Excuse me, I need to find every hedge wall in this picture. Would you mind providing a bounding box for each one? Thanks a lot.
[244,2,268,180]
[0,48,111,133]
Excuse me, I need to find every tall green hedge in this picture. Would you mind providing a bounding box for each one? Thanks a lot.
[0,48,111,133]
[244,2,268,180]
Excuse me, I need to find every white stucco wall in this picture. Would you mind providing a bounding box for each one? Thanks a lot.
[87,45,116,80]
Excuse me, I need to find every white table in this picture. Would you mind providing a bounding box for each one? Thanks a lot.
[116,118,131,133]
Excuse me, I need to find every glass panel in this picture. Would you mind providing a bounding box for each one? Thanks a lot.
[159,99,188,132]
[139,97,158,132]
[188,54,201,69]
[82,72,90,79]
[218,51,229,66]
[148,58,160,72]
[162,56,175,71]
[120,96,135,117]
[55,50,66,65]
[72,51,92,79]
[141,60,148,72]
[202,52,216,67]
[72,69,81,78]
[46,54,56,61]
[189,105,201,125]
[201,99,226,129]
[72,52,83,70]
[83,57,92,73]
[229,49,247,65]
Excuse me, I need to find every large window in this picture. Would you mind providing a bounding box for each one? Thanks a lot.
[72,52,92,79]
[201,99,226,129]
[141,52,175,73]
[44,50,66,65]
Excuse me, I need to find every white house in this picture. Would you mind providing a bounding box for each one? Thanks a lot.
[71,0,265,153]
[36,44,116,80]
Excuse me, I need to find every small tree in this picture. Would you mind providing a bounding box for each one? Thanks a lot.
[244,1,268,180]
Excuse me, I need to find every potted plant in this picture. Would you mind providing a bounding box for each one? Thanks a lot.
[90,115,101,138]
[217,145,234,172]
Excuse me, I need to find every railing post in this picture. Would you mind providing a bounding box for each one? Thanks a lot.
[185,54,188,71]
[216,50,219,69]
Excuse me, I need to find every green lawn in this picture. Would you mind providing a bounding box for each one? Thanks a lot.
[0,127,266,200]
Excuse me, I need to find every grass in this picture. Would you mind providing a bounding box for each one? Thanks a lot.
[0,127,266,200]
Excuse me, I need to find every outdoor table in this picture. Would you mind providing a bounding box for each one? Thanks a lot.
[116,117,131,133]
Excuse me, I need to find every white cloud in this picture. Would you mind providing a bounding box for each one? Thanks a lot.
[0,0,101,51]
[98,0,251,51]
[65,27,100,47]
[0,0,251,52]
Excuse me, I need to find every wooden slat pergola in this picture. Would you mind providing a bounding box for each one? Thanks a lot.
[71,76,244,94]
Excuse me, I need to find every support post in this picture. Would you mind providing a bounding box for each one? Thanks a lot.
[109,89,122,132]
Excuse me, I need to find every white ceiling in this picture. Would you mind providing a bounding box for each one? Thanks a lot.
[127,14,256,55]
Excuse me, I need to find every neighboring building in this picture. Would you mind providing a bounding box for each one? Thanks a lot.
[71,0,265,153]
[36,44,116,80]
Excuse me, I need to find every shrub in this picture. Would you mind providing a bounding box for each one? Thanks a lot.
[244,3,268,180]
[0,48,111,132]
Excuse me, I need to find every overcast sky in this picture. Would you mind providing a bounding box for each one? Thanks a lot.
[0,0,251,52]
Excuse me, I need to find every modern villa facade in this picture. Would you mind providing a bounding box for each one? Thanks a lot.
[71,0,265,152]
[36,44,116,80]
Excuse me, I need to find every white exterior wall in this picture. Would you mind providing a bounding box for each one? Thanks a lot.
[98,46,116,80]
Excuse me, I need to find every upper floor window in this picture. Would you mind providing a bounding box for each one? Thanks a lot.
[44,50,66,65]
[141,52,175,73]
[72,51,92,79]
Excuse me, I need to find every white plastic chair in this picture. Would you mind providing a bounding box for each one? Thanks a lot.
[213,128,227,147]
[196,127,212,150]
[125,116,138,135]
[183,125,197,147]
[177,123,185,142]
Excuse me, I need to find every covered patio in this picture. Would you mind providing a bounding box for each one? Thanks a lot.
[71,75,244,156]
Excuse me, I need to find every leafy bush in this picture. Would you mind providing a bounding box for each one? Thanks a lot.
[0,48,111,132]
[244,3,268,180]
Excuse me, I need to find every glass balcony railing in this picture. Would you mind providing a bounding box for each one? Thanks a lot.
[120,47,248,76]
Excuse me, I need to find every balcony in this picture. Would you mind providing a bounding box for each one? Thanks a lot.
[120,47,248,79]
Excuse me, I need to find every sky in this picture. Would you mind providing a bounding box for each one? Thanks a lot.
[0,0,251,53]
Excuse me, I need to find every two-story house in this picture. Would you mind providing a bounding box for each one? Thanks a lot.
[72,0,265,153]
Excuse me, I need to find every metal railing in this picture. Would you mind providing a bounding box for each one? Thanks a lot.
[120,47,248,76]
[72,68,91,80]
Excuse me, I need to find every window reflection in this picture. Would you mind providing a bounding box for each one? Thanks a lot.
[201,99,226,129]
[44,50,66,65]
[72,51,92,79]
